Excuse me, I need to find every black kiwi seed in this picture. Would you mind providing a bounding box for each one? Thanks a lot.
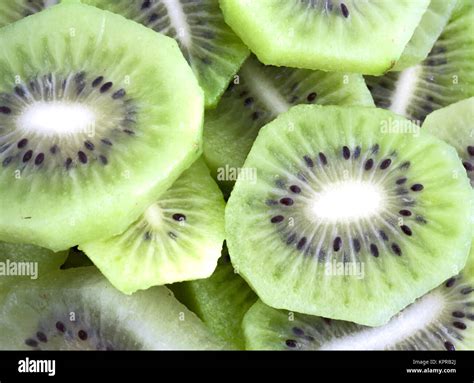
[172,213,186,222]
[100,82,113,93]
[453,322,467,330]
[444,341,455,351]
[271,215,284,223]
[78,151,88,164]
[353,238,361,252]
[112,89,126,99]
[445,277,456,288]
[379,230,388,241]
[399,209,412,216]
[461,287,473,295]
[34,153,45,166]
[56,321,66,332]
[364,159,374,170]
[144,231,152,241]
[17,138,28,148]
[286,233,296,245]
[99,155,108,165]
[370,244,379,257]
[285,339,297,348]
[333,237,342,252]
[251,111,260,120]
[25,339,38,347]
[78,330,88,340]
[168,232,178,240]
[0,106,11,114]
[463,162,473,172]
[244,97,254,107]
[50,145,59,154]
[148,13,159,23]
[14,86,26,98]
[297,237,307,250]
[84,141,95,151]
[280,197,294,206]
[340,3,349,18]
[396,177,407,185]
[411,184,424,192]
[391,243,402,256]
[2,156,12,167]
[92,76,104,87]
[342,146,350,160]
[65,158,73,170]
[319,152,327,165]
[380,159,392,170]
[400,161,411,169]
[123,129,135,136]
[23,150,33,162]
[141,0,152,9]
[36,332,47,343]
[467,146,474,156]
[290,185,301,193]
[304,155,314,167]
[353,146,361,159]
[452,311,465,318]
[101,138,113,146]
[400,225,412,236]
[292,327,304,336]
[307,92,317,102]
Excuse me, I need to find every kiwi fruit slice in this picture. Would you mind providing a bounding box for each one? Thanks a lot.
[0,2,203,251]
[219,0,430,75]
[83,0,249,108]
[423,97,474,187]
[366,0,474,123]
[392,0,457,71]
[243,251,474,350]
[0,0,59,27]
[226,104,474,326]
[0,267,229,350]
[203,55,374,195]
[0,242,67,302]
[80,160,225,294]
[171,247,257,348]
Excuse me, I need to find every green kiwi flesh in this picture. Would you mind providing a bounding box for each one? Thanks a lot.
[226,104,473,326]
[423,97,474,187]
[203,55,374,195]
[0,267,229,350]
[83,0,249,107]
[366,0,474,123]
[0,2,203,251]
[219,0,430,75]
[0,0,59,27]
[243,251,474,350]
[0,242,67,302]
[171,248,257,348]
[392,0,456,71]
[80,160,225,294]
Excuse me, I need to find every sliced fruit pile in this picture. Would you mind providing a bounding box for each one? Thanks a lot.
[0,0,472,350]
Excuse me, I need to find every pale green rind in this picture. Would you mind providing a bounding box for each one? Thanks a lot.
[219,0,429,75]
[0,2,203,251]
[393,0,456,71]
[0,268,229,350]
[80,160,226,294]
[226,104,474,326]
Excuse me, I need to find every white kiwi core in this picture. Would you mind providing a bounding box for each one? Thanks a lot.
[18,101,96,137]
[309,180,385,223]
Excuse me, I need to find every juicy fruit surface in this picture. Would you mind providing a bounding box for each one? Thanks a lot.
[226,105,473,326]
[393,0,456,71]
[0,0,59,27]
[0,268,228,350]
[203,55,374,194]
[80,160,225,294]
[171,252,257,348]
[84,0,249,107]
[219,0,429,75]
[423,97,474,187]
[243,252,474,350]
[366,0,474,123]
[0,3,203,251]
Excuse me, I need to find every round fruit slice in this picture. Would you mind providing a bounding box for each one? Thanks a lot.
[243,251,474,350]
[423,97,474,187]
[392,0,456,71]
[226,104,474,326]
[0,0,59,27]
[0,242,67,303]
[171,248,257,349]
[366,0,474,123]
[84,0,249,107]
[0,268,229,350]
[80,160,225,294]
[203,55,374,195]
[0,2,203,251]
[219,0,430,75]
